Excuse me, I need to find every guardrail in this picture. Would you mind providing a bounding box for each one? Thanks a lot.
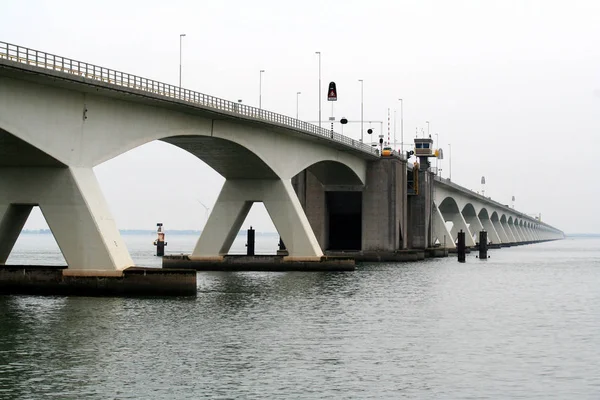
[0,41,379,157]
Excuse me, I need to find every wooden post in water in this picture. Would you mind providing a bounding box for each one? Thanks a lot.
[479,230,488,260]
[457,230,466,263]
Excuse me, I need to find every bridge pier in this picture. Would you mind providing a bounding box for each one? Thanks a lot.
[0,204,32,264]
[431,205,455,248]
[478,212,501,245]
[362,157,407,252]
[0,167,133,271]
[192,178,323,259]
[408,165,433,249]
[501,218,516,244]
[462,208,485,243]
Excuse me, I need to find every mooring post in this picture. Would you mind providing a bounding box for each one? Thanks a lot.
[457,230,466,263]
[479,230,488,260]
[246,226,255,256]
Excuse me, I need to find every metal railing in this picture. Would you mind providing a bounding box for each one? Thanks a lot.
[0,41,378,157]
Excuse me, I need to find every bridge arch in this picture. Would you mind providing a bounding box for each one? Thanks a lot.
[461,203,483,242]
[438,196,475,246]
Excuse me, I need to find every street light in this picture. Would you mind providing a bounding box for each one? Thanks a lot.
[315,51,321,128]
[259,70,265,109]
[435,133,439,175]
[399,98,403,154]
[296,91,301,119]
[179,33,186,88]
[449,143,452,181]
[358,79,364,142]
[426,120,430,137]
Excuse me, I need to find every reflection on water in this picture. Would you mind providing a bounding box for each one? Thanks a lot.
[2,237,600,398]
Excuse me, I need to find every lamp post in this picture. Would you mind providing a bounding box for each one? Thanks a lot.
[315,51,321,128]
[435,133,439,175]
[426,120,430,137]
[399,98,403,154]
[179,33,186,88]
[449,143,452,181]
[259,70,265,109]
[296,91,301,119]
[358,79,364,142]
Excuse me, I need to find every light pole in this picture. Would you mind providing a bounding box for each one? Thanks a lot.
[359,79,364,142]
[179,33,186,88]
[435,133,439,175]
[449,143,452,181]
[259,70,265,109]
[399,98,403,154]
[315,51,321,128]
[426,120,430,137]
[296,91,301,119]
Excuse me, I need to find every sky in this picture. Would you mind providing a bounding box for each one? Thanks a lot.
[3,0,600,234]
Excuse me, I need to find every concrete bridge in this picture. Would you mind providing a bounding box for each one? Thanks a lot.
[433,176,562,248]
[0,41,563,275]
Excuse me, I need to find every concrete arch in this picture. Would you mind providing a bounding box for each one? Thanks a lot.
[0,127,66,168]
[438,196,475,246]
[478,207,501,244]
[462,203,483,242]
[162,135,278,179]
[305,160,364,186]
[0,75,367,183]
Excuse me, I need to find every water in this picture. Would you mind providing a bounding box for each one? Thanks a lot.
[1,236,600,399]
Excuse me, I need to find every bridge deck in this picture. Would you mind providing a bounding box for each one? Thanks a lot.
[0,41,379,160]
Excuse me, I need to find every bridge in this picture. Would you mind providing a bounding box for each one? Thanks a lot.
[0,41,563,277]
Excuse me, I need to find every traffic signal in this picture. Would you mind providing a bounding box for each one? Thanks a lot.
[367,128,373,134]
[406,150,414,159]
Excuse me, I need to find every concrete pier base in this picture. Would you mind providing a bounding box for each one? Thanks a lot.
[326,250,425,262]
[164,254,355,271]
[425,248,449,258]
[0,266,197,296]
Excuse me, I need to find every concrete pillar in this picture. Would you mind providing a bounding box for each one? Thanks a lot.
[431,203,455,248]
[479,216,501,244]
[502,220,517,242]
[407,167,432,249]
[0,167,134,270]
[492,218,509,244]
[463,213,484,243]
[292,170,328,249]
[520,224,531,241]
[447,212,476,247]
[509,222,522,242]
[0,204,33,264]
[362,158,407,251]
[192,179,322,259]
[305,171,328,250]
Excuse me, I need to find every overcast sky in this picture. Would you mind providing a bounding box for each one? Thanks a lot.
[3,0,599,234]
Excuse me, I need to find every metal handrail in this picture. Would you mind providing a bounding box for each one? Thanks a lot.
[0,41,379,157]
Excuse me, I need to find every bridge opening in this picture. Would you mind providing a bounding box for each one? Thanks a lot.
[3,205,66,266]
[235,202,280,255]
[326,191,362,251]
[95,141,281,258]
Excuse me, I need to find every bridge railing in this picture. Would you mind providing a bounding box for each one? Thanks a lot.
[0,41,379,157]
